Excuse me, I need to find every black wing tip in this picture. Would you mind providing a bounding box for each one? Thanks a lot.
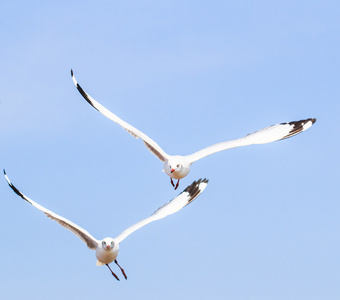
[77,84,98,111]
[5,178,27,202]
[71,72,99,112]
[183,178,209,202]
[284,118,316,126]
[194,178,209,186]
[302,117,316,125]
[3,170,31,203]
[280,118,316,140]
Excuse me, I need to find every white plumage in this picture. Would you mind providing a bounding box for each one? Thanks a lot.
[4,170,208,280]
[71,70,316,190]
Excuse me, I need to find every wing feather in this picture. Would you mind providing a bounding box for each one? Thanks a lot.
[115,178,208,244]
[4,170,99,250]
[186,118,316,163]
[71,70,169,162]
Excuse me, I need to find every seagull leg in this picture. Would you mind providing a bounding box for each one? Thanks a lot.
[174,179,180,190]
[106,264,120,281]
[170,177,175,187]
[115,259,127,280]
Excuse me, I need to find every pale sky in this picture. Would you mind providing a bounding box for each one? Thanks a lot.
[1,1,339,299]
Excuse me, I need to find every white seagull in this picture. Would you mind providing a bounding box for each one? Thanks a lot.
[4,169,208,280]
[71,70,316,190]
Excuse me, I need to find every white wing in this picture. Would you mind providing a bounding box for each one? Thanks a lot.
[71,70,169,162]
[115,178,208,244]
[4,170,99,250]
[185,118,316,163]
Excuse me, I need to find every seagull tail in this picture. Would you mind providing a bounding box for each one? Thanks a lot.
[96,260,105,266]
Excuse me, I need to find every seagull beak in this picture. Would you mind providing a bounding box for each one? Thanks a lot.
[107,245,110,249]
[171,168,175,173]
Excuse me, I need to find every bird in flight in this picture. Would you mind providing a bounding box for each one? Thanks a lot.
[4,169,208,281]
[71,70,316,190]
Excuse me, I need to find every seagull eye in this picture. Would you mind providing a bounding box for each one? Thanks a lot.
[111,241,114,245]
[102,241,106,245]
[176,164,180,168]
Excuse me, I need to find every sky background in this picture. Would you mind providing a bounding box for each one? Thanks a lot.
[1,1,339,299]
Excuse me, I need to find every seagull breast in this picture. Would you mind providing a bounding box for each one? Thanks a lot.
[96,238,119,265]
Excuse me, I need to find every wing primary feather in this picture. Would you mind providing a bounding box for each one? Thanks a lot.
[3,169,31,204]
[186,118,316,163]
[280,118,316,140]
[182,178,209,205]
[71,69,99,111]
[152,178,209,215]
[115,178,208,244]
[71,69,169,162]
[4,170,99,250]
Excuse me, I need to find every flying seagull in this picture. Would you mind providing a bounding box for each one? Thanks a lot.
[71,70,316,190]
[4,169,208,280]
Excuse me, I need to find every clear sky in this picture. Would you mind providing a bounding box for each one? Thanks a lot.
[1,1,339,299]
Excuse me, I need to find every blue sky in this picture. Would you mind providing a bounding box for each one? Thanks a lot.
[1,1,339,299]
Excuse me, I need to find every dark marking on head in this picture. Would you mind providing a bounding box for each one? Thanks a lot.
[281,118,316,140]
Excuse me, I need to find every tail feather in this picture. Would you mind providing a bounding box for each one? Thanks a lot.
[96,260,105,266]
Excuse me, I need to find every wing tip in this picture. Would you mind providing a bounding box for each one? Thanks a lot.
[4,171,31,204]
[3,169,10,184]
[71,72,99,112]
[183,178,209,203]
[281,117,317,140]
[302,117,317,128]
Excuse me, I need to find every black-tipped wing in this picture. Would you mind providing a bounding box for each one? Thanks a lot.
[4,170,99,250]
[71,70,169,162]
[115,179,209,244]
[186,118,316,163]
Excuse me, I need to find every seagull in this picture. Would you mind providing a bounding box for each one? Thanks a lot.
[3,169,208,280]
[71,70,316,190]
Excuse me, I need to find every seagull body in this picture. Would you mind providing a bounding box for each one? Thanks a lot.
[71,70,316,189]
[4,170,208,280]
[95,237,119,266]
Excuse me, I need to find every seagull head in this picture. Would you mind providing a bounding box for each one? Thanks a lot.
[164,157,190,179]
[101,238,116,251]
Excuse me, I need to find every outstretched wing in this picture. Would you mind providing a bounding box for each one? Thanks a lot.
[185,118,316,163]
[4,170,99,250]
[71,70,169,162]
[115,178,208,243]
